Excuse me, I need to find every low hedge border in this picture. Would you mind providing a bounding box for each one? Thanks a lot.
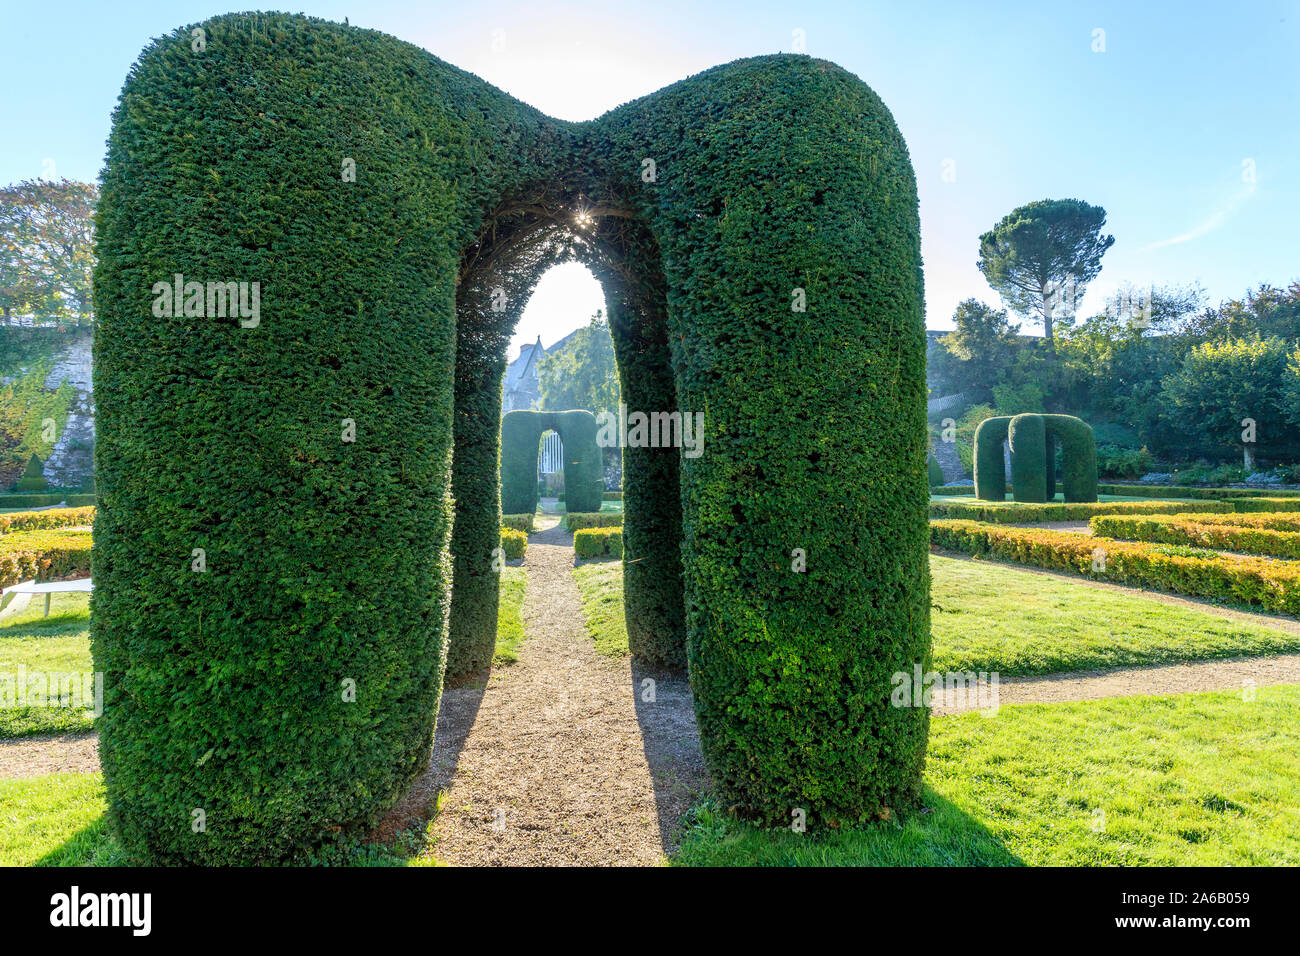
[501,514,534,534]
[0,506,95,534]
[929,500,1233,523]
[1091,514,1300,560]
[500,528,528,561]
[930,519,1300,614]
[0,529,93,589]
[574,527,623,560]
[602,492,622,501]
[931,485,976,496]
[1099,484,1300,500]
[1226,498,1300,513]
[1141,511,1300,532]
[0,493,96,509]
[564,512,624,531]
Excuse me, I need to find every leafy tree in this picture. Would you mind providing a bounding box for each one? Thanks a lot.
[977,198,1114,346]
[931,299,1021,401]
[1160,337,1291,470]
[0,178,97,327]
[537,311,620,419]
[1182,282,1300,342]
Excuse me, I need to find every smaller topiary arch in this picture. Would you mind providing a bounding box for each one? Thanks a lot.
[501,409,604,515]
[974,413,1097,502]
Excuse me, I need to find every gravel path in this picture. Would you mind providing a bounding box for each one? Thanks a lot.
[931,653,1300,715]
[416,518,707,865]
[0,732,98,778]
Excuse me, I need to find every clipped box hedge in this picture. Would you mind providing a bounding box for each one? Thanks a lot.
[0,493,96,509]
[1144,511,1300,532]
[500,528,528,561]
[501,513,534,534]
[574,527,623,559]
[928,499,1233,523]
[602,491,622,501]
[1226,497,1300,513]
[0,506,95,534]
[931,485,976,496]
[1098,484,1300,500]
[931,519,1300,614]
[0,529,92,589]
[1090,513,1300,559]
[564,512,624,532]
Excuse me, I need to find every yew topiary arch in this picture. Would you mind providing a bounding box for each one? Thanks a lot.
[92,12,929,863]
[500,409,603,517]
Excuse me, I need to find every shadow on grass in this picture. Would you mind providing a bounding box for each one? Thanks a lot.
[672,788,1024,866]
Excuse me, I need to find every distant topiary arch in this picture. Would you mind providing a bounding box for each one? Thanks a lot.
[974,413,1097,502]
[500,409,603,517]
[93,12,929,863]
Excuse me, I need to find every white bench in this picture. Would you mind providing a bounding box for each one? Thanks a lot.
[0,578,93,620]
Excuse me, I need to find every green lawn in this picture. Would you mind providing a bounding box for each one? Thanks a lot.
[675,685,1300,866]
[573,561,627,656]
[573,555,1300,675]
[931,554,1300,676]
[0,592,95,738]
[492,566,527,665]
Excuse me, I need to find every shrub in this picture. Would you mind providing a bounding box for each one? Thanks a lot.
[973,416,1011,500]
[931,485,976,496]
[1008,413,1047,502]
[0,506,95,534]
[1097,484,1300,500]
[0,529,91,588]
[94,11,929,853]
[1227,497,1300,513]
[501,513,534,533]
[574,527,623,559]
[927,452,944,487]
[1090,514,1300,559]
[0,493,95,509]
[499,528,528,560]
[1146,511,1300,532]
[564,511,623,531]
[929,499,1232,523]
[1041,414,1098,503]
[601,491,622,501]
[1096,444,1154,479]
[14,455,47,493]
[931,520,1300,614]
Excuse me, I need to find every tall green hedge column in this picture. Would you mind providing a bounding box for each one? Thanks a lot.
[1043,414,1098,502]
[974,416,1012,500]
[588,56,931,824]
[1008,413,1048,502]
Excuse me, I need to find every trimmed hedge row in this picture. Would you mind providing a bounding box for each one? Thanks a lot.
[0,529,92,589]
[1225,497,1300,513]
[1098,484,1300,500]
[931,519,1300,614]
[501,514,534,534]
[564,512,623,531]
[1090,514,1300,559]
[574,527,623,559]
[602,491,623,501]
[0,493,96,509]
[1144,511,1300,532]
[0,506,95,534]
[928,499,1233,523]
[931,485,976,496]
[500,528,528,561]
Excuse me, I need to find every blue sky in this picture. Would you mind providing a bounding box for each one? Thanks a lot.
[3,0,1297,356]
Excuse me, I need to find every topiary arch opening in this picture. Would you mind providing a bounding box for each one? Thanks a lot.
[92,11,929,863]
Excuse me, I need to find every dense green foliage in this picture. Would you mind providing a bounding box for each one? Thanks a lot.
[0,492,93,509]
[1042,414,1098,502]
[929,498,1232,523]
[1091,513,1300,559]
[563,511,622,531]
[927,452,943,486]
[500,409,602,518]
[1008,413,1047,502]
[499,527,527,560]
[976,199,1114,344]
[0,179,97,328]
[574,526,623,559]
[94,11,928,857]
[500,513,534,533]
[0,528,90,588]
[15,454,46,492]
[973,416,1010,499]
[537,312,620,422]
